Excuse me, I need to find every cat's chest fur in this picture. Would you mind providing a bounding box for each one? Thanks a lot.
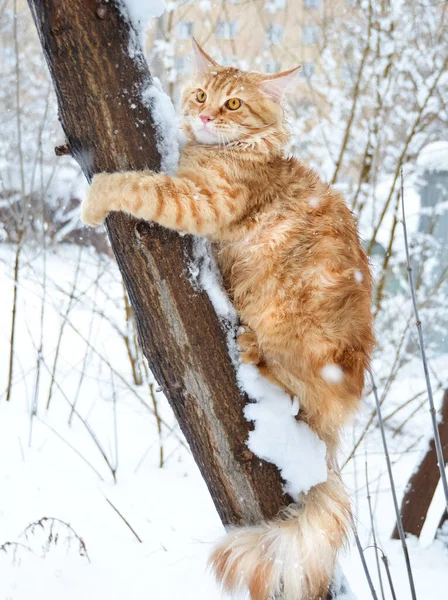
[181,144,357,331]
[217,205,306,323]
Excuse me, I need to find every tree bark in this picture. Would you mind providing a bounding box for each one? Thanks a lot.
[28,1,347,597]
[28,0,288,527]
[392,389,448,539]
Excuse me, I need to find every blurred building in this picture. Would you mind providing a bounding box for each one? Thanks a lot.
[147,0,354,101]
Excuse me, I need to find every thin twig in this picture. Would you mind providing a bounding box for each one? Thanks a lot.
[6,233,23,402]
[365,455,386,600]
[6,0,27,404]
[69,253,101,424]
[400,167,448,511]
[367,54,448,255]
[342,320,411,469]
[47,245,84,410]
[36,418,104,481]
[20,517,89,562]
[29,160,49,445]
[111,369,118,482]
[123,283,143,386]
[0,541,34,561]
[352,526,379,600]
[381,553,398,600]
[331,0,373,184]
[369,371,418,600]
[19,325,118,482]
[364,546,398,600]
[149,381,164,468]
[104,497,143,543]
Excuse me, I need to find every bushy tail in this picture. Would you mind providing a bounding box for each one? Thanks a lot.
[209,470,351,600]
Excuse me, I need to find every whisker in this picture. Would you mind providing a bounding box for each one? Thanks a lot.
[238,120,279,131]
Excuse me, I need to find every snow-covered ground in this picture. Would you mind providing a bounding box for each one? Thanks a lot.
[0,243,447,600]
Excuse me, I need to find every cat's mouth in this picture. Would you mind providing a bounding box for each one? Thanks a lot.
[191,117,240,146]
[193,126,222,145]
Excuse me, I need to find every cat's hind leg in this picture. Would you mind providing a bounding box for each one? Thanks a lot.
[238,328,298,396]
[256,363,297,398]
[237,327,262,365]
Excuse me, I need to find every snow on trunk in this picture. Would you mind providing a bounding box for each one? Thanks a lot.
[190,238,328,501]
[120,0,165,51]
[119,1,180,175]
[141,79,180,175]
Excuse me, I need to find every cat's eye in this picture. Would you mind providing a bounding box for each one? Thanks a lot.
[196,90,207,103]
[226,98,242,110]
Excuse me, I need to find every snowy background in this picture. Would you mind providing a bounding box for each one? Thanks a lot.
[1,0,448,599]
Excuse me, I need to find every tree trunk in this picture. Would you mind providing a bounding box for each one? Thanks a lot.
[392,389,448,539]
[27,1,347,596]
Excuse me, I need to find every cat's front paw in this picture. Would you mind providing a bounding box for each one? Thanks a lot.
[81,173,115,227]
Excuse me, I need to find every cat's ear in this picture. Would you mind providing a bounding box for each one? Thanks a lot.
[192,37,218,74]
[259,66,302,103]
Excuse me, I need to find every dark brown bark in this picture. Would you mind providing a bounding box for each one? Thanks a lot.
[392,389,448,539]
[28,1,347,596]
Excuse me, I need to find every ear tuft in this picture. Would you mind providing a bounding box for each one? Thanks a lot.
[259,65,302,103]
[192,37,218,74]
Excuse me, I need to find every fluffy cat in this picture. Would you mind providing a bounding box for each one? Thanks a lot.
[81,40,374,600]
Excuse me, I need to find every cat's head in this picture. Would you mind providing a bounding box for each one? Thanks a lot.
[180,39,301,149]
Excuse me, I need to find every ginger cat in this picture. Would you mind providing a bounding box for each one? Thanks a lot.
[81,40,374,600]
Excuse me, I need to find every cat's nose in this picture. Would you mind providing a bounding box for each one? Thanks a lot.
[200,114,214,125]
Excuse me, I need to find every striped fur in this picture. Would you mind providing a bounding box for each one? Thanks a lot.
[81,46,374,600]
